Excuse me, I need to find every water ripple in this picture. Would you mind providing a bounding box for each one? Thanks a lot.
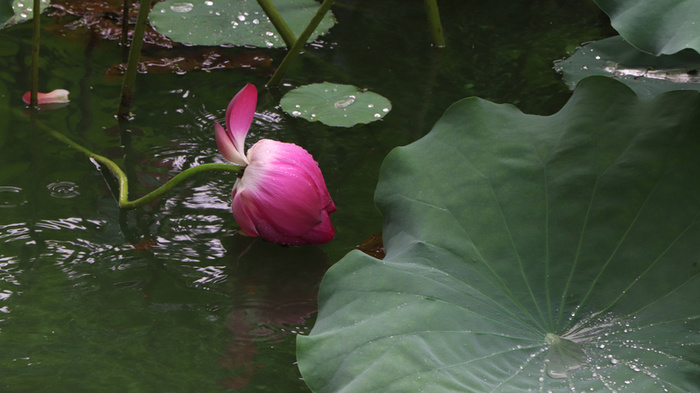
[0,186,27,208]
[46,181,80,199]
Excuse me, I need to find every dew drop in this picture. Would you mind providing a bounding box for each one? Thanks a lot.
[169,2,194,13]
[204,0,213,5]
[373,113,381,118]
[291,110,301,116]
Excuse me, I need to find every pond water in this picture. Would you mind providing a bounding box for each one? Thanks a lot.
[0,1,612,391]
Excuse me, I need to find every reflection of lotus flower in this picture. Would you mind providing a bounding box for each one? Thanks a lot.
[22,89,70,105]
[215,84,336,245]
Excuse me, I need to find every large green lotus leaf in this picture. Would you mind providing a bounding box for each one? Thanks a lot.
[594,0,700,55]
[150,0,334,47]
[297,76,700,392]
[0,0,50,29]
[555,36,700,98]
[280,83,392,127]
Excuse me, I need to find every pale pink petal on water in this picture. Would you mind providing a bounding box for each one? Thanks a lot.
[22,89,70,105]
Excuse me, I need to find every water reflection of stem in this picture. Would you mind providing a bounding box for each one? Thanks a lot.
[117,0,153,119]
[424,0,445,48]
[256,0,296,48]
[266,0,335,87]
[30,0,41,107]
[30,118,243,210]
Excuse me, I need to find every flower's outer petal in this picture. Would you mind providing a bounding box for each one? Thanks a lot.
[231,178,259,237]
[224,83,257,159]
[215,121,247,166]
[232,139,335,245]
[22,89,70,105]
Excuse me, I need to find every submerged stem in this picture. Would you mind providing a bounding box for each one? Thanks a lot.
[30,0,41,107]
[117,0,153,119]
[30,117,243,210]
[266,0,335,87]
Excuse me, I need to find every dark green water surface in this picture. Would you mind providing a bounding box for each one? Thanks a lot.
[0,1,612,391]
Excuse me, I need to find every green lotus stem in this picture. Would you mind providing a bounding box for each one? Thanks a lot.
[121,0,130,62]
[30,0,41,107]
[256,0,297,48]
[266,0,335,87]
[424,0,445,48]
[32,119,243,210]
[117,0,153,119]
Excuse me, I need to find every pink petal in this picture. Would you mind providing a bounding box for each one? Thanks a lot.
[22,89,70,105]
[224,83,257,160]
[215,122,248,166]
[230,139,335,245]
[231,178,259,237]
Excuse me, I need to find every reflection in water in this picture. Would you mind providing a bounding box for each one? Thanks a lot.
[218,237,329,390]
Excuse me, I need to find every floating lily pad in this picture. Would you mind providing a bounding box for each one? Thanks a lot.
[297,76,700,392]
[0,0,50,29]
[150,0,335,48]
[555,36,700,98]
[280,83,391,127]
[594,0,700,55]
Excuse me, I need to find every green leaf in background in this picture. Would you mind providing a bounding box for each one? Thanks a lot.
[555,36,700,98]
[280,83,391,127]
[297,76,700,392]
[0,0,13,27]
[150,0,335,47]
[0,0,50,29]
[594,0,700,55]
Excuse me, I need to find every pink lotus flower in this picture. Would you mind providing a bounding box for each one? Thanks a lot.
[22,89,70,105]
[215,84,336,245]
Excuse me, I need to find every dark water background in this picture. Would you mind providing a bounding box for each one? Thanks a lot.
[0,1,612,391]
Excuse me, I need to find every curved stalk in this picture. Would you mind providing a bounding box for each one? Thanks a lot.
[32,118,243,210]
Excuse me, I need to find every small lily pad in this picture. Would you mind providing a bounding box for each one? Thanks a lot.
[555,36,700,98]
[280,83,392,127]
[150,0,335,48]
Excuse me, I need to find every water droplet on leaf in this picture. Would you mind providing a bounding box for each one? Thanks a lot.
[169,2,194,13]
[334,95,356,109]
